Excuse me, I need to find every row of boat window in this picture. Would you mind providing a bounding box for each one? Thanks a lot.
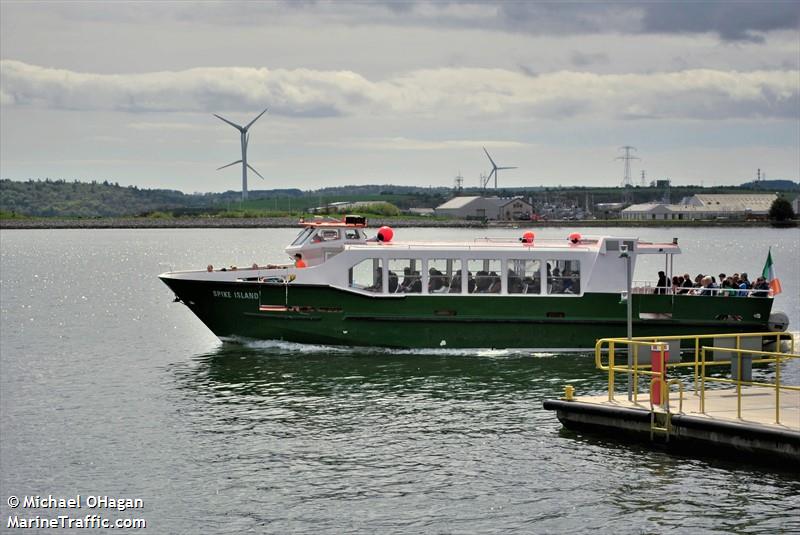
[348,258,581,295]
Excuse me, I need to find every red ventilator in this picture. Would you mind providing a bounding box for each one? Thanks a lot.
[377,226,394,242]
[521,231,535,245]
[568,232,581,244]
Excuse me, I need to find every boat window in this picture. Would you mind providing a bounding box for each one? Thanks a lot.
[547,260,581,295]
[468,259,501,294]
[508,259,541,294]
[312,229,341,243]
[348,258,383,293]
[291,227,314,246]
[389,258,422,294]
[345,229,362,240]
[428,259,462,294]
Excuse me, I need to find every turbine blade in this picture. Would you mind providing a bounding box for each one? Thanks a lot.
[213,113,244,132]
[498,166,518,170]
[245,107,269,131]
[217,160,242,171]
[483,147,498,169]
[247,163,265,180]
[245,133,250,150]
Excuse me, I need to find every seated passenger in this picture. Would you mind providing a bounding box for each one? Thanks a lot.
[407,272,422,293]
[388,271,399,293]
[449,274,462,293]
[474,271,490,292]
[398,267,413,292]
[487,272,501,293]
[428,267,446,292]
[467,275,476,293]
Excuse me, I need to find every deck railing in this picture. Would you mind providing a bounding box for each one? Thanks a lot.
[594,332,797,424]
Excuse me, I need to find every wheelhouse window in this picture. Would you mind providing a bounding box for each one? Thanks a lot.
[344,229,363,240]
[508,259,541,294]
[547,260,581,295]
[427,259,462,294]
[468,259,501,293]
[349,258,383,293]
[291,227,314,246]
[312,229,341,243]
[389,258,422,293]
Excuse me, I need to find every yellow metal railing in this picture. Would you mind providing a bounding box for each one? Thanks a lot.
[594,332,797,425]
[699,346,800,424]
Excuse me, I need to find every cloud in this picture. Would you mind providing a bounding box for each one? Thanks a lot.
[2,60,797,121]
[311,137,531,151]
[31,1,797,42]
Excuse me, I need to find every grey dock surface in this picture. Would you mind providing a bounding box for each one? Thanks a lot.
[544,386,800,464]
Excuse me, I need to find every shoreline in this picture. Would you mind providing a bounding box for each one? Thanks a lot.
[0,217,791,230]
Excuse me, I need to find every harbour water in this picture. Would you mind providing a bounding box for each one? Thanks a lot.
[1,227,798,533]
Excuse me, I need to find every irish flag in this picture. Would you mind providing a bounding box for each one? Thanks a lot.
[761,248,782,296]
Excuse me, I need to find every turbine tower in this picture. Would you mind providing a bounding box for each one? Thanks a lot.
[482,147,517,189]
[214,108,268,201]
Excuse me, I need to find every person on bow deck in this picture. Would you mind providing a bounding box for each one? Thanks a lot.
[294,254,307,268]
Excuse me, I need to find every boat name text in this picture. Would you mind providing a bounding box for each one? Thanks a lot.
[212,290,258,300]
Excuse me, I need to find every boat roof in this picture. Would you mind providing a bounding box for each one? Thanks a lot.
[299,215,367,228]
[345,236,680,254]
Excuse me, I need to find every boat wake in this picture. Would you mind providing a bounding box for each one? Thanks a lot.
[221,336,567,358]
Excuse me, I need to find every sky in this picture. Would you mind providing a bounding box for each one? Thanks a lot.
[1,1,798,193]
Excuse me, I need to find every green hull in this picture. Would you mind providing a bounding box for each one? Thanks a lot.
[161,277,776,349]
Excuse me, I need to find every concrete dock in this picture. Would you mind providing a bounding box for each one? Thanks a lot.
[544,386,800,464]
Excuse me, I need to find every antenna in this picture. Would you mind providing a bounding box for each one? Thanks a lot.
[616,146,640,187]
[482,147,517,189]
[214,107,268,201]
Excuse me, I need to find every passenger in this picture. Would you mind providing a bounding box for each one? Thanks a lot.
[487,272,501,293]
[738,273,751,296]
[207,264,214,272]
[388,271,399,293]
[525,276,541,294]
[672,275,681,294]
[696,276,713,296]
[679,273,693,294]
[710,276,719,296]
[294,254,307,268]
[407,271,422,293]
[449,273,462,293]
[367,270,383,292]
[655,271,668,295]
[475,271,490,292]
[467,274,476,293]
[718,273,727,287]
[398,267,413,292]
[720,278,737,297]
[562,270,574,294]
[428,267,445,292]
[752,277,770,298]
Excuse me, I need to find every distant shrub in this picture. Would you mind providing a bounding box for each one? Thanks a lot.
[147,211,173,219]
[769,197,795,221]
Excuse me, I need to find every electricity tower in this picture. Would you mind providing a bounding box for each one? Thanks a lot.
[616,146,640,187]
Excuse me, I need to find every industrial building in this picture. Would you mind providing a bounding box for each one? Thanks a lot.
[435,196,533,221]
[622,193,778,221]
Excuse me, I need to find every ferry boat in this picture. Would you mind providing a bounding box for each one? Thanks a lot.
[159,216,789,350]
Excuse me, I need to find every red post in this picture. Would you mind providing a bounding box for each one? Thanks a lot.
[650,344,668,405]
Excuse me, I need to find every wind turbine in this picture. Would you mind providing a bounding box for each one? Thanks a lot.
[214,108,268,201]
[483,147,517,190]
